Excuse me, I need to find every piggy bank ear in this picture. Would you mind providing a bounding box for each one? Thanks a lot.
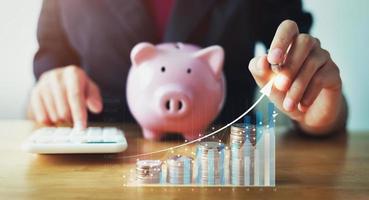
[131,42,157,66]
[193,45,224,79]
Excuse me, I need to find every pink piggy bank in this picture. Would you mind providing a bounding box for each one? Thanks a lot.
[126,42,225,140]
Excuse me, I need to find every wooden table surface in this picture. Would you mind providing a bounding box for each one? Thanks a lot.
[0,120,368,200]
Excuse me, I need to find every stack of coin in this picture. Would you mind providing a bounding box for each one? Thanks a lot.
[230,124,257,186]
[230,124,246,185]
[195,141,226,185]
[166,155,193,184]
[136,160,162,184]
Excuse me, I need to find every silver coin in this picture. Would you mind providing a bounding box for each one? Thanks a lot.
[195,141,227,185]
[166,155,193,184]
[136,159,163,184]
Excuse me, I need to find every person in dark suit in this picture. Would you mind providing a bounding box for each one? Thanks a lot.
[28,0,347,135]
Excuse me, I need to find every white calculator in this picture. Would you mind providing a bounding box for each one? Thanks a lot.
[22,127,128,154]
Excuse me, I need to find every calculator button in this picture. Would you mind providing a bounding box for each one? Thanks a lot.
[70,129,87,143]
[54,128,71,135]
[55,136,70,142]
[34,127,55,137]
[35,135,53,143]
[29,132,42,143]
[87,127,103,143]
[102,128,120,142]
[52,128,70,143]
[70,134,86,143]
[33,128,56,143]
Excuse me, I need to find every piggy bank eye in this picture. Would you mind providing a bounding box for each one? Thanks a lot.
[161,66,166,73]
[187,68,191,74]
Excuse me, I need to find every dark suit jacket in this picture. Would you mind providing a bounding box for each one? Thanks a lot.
[34,0,312,123]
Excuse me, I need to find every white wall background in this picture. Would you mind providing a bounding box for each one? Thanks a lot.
[303,0,369,131]
[0,0,368,131]
[0,0,41,118]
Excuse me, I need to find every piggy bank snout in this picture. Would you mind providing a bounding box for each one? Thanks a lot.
[156,86,192,118]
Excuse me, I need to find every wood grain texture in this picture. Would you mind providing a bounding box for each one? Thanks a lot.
[0,120,368,200]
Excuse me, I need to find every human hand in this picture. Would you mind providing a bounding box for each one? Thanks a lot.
[249,20,345,134]
[28,65,103,129]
